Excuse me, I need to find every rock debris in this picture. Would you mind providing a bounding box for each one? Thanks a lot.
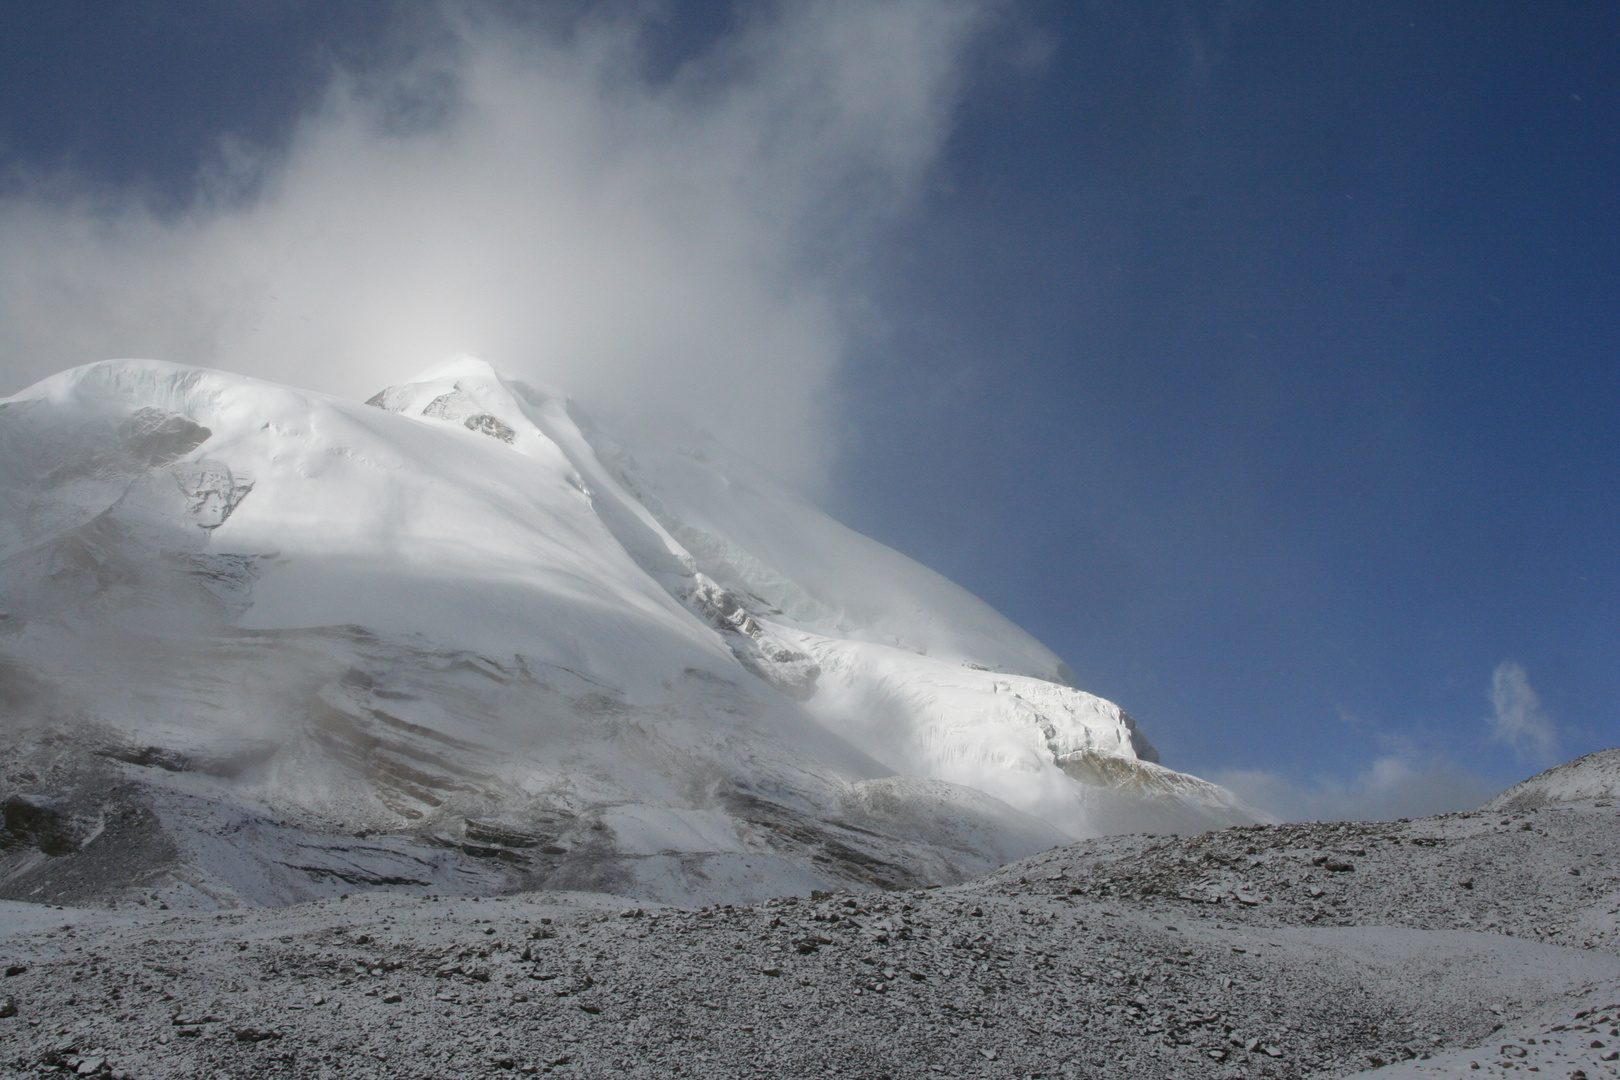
[0,802,1615,1079]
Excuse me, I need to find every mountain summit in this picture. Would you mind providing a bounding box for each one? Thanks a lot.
[0,359,1253,907]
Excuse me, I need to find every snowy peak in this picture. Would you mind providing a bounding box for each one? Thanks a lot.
[369,358,1077,685]
[358,360,1252,836]
[367,360,699,585]
[0,358,1256,908]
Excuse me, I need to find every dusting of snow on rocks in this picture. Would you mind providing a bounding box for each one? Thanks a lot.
[0,780,1613,1078]
[1487,748,1620,812]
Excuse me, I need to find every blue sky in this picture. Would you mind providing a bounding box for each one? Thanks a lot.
[0,2,1613,817]
[834,2,1619,813]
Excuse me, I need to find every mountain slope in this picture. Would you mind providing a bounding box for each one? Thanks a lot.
[1486,747,1620,811]
[1,764,1614,1080]
[0,358,1253,908]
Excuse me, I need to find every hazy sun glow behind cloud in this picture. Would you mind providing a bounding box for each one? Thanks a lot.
[0,1,988,487]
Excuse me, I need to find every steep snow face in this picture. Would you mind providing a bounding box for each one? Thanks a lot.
[378,361,1250,831]
[521,370,1252,834]
[572,407,1075,685]
[362,361,1254,837]
[0,358,1253,907]
[1487,748,1620,811]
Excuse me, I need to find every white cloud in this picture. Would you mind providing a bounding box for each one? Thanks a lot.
[0,1,991,487]
[1487,659,1559,764]
[1217,662,1568,822]
[1215,744,1503,823]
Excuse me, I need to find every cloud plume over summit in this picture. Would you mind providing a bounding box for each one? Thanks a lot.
[0,1,990,484]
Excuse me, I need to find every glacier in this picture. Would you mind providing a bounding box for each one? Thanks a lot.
[0,357,1254,908]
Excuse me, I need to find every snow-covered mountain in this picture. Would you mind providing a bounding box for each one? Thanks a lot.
[0,358,1253,908]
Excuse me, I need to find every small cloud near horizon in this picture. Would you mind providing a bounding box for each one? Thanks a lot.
[1216,660,1570,822]
[1214,741,1505,823]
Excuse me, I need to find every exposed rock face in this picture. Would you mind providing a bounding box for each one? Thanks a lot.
[684,575,821,700]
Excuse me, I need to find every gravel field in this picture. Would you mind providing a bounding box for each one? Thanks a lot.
[1,798,1615,1080]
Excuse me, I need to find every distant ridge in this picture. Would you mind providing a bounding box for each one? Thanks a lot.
[1486,747,1620,811]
